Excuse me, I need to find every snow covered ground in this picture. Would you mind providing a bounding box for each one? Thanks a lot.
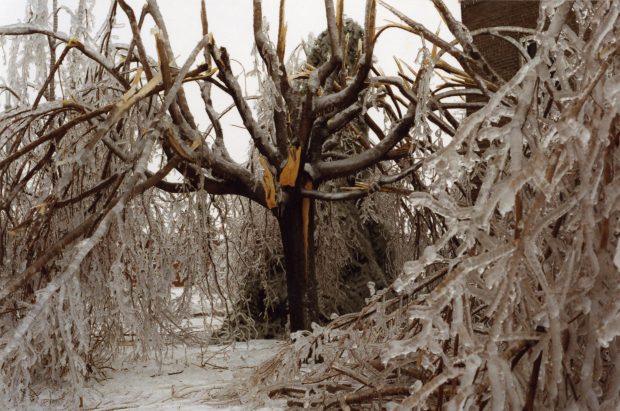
[3,289,286,409]
[80,340,285,410]
[72,289,284,410]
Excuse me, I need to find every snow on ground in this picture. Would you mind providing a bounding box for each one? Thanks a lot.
[81,340,286,410]
[76,288,284,410]
[170,287,226,334]
[9,288,285,410]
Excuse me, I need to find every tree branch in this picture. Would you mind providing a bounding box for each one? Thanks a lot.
[210,44,281,165]
[308,103,416,181]
[0,24,130,89]
[313,0,376,112]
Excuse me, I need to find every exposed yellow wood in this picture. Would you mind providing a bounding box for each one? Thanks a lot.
[190,138,202,150]
[200,0,211,65]
[154,31,174,93]
[393,57,413,93]
[165,128,194,162]
[120,71,162,106]
[130,67,143,87]
[66,37,81,48]
[277,0,287,62]
[349,122,372,149]
[82,71,163,152]
[302,179,313,277]
[259,157,277,209]
[279,146,302,187]
[183,66,218,82]
[288,68,313,81]
[430,24,441,60]
[366,0,376,46]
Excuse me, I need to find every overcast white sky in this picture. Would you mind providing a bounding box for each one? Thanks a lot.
[0,0,460,162]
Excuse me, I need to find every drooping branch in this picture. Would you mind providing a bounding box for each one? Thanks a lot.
[0,24,130,89]
[0,104,113,170]
[0,183,121,304]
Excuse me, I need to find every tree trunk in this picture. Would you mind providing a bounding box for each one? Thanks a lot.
[278,191,320,332]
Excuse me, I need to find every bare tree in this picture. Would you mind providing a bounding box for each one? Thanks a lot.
[3,0,616,408]
[0,0,473,335]
[0,1,462,395]
[0,0,484,403]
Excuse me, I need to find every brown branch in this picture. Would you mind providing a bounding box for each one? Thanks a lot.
[377,3,494,96]
[200,0,210,64]
[252,0,291,156]
[324,385,412,408]
[302,161,422,201]
[313,0,376,113]
[0,24,130,89]
[430,0,503,85]
[146,0,198,129]
[276,0,287,63]
[308,103,416,181]
[0,105,112,170]
[0,200,109,304]
[308,0,343,92]
[118,0,154,80]
[373,75,456,135]
[55,173,123,208]
[33,46,71,109]
[210,44,281,165]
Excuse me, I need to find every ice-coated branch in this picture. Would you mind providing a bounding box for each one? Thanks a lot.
[373,75,457,134]
[0,205,117,365]
[326,102,363,133]
[118,0,154,80]
[378,1,494,95]
[209,44,281,166]
[0,104,113,170]
[252,0,291,156]
[200,82,233,163]
[0,24,130,89]
[313,0,376,113]
[430,0,503,85]
[147,0,198,129]
[32,45,71,109]
[308,0,343,92]
[252,0,290,97]
[308,102,416,181]
[301,160,422,201]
